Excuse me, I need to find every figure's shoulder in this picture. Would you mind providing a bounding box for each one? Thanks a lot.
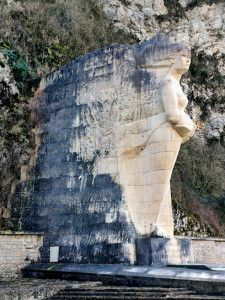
[159,74,175,90]
[160,74,174,85]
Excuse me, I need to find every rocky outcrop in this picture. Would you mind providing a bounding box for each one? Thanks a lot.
[206,113,225,141]
[99,0,225,52]
[0,53,19,98]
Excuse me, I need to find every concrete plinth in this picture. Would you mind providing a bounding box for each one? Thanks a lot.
[136,237,194,266]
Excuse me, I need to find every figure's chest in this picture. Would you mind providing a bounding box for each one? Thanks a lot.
[174,82,188,109]
[177,91,188,109]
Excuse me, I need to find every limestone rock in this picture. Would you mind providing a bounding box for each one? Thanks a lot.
[206,113,225,141]
[99,0,225,54]
[0,53,19,100]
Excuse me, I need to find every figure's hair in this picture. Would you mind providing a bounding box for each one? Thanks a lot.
[136,34,190,67]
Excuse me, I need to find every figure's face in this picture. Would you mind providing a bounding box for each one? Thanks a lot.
[173,50,191,74]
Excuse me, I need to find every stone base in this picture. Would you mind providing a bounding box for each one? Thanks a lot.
[22,263,225,296]
[136,237,194,266]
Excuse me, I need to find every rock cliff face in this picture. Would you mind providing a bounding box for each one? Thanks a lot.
[100,0,225,51]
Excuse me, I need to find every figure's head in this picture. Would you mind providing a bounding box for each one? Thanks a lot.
[169,48,191,75]
[136,34,191,75]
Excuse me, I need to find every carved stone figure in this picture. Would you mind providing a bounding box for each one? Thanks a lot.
[117,34,196,237]
[13,34,196,263]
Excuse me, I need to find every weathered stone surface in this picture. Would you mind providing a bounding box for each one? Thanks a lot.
[136,237,194,265]
[12,34,196,263]
[205,113,225,141]
[0,53,19,101]
[99,0,225,54]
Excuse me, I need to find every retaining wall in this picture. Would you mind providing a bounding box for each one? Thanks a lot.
[0,232,43,279]
[192,237,225,265]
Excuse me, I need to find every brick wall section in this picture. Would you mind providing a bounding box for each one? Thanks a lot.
[0,232,43,279]
[192,237,225,265]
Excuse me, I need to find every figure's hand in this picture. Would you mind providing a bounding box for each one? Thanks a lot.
[174,112,196,141]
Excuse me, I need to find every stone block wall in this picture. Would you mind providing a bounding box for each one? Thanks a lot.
[0,232,43,279]
[192,237,225,265]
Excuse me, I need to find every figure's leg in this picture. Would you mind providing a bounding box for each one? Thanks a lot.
[117,119,182,237]
[140,122,182,236]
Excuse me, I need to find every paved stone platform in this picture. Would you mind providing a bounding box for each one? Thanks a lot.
[23,263,225,296]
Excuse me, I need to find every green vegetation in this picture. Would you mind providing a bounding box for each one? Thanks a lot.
[0,0,138,229]
[175,137,224,196]
[172,198,217,236]
[172,137,225,236]
[0,47,40,94]
[0,0,137,69]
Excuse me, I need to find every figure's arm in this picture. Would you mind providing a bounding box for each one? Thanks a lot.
[160,80,196,141]
[161,80,181,125]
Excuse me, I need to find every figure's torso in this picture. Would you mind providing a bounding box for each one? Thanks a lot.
[159,75,188,112]
[171,77,188,111]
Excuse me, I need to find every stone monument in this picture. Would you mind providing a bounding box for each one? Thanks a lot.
[12,34,196,264]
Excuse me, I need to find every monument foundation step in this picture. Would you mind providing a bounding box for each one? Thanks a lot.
[46,285,225,299]
[23,263,225,296]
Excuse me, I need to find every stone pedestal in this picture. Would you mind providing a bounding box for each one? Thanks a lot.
[136,237,194,266]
